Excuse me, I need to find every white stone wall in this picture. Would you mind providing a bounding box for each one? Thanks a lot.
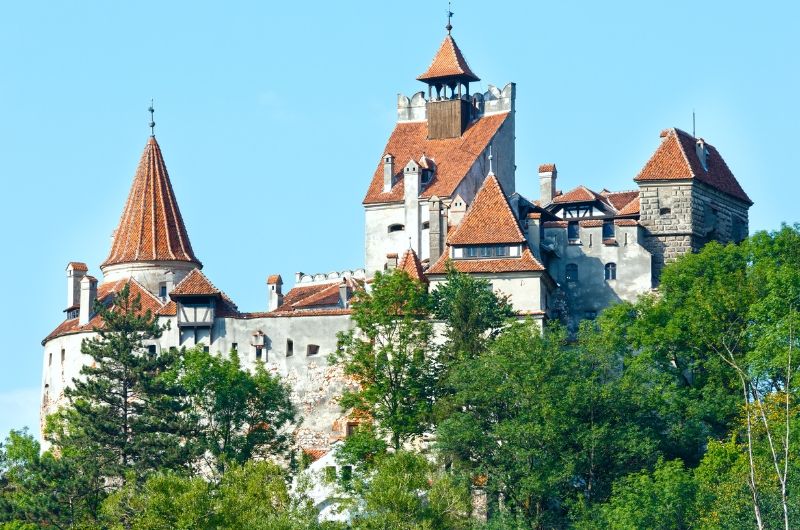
[429,271,547,316]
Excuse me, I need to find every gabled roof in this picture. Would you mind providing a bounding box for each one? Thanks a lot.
[168,269,239,315]
[617,196,640,216]
[427,247,545,275]
[273,278,361,313]
[102,136,201,268]
[397,248,428,284]
[634,128,752,204]
[67,262,88,271]
[552,185,610,206]
[447,175,527,246]
[43,278,164,344]
[363,113,509,205]
[602,190,639,211]
[417,35,480,83]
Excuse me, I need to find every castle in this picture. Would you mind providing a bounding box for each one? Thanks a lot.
[40,25,751,453]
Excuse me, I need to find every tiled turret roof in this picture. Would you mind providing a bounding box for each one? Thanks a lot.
[447,174,527,245]
[102,136,200,268]
[397,248,428,284]
[635,128,751,204]
[417,35,480,83]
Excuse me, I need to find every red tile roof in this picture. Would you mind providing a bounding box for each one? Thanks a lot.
[579,220,604,227]
[67,262,88,271]
[273,278,361,313]
[543,221,568,228]
[43,279,165,343]
[538,163,556,173]
[267,274,282,285]
[102,137,201,268]
[614,219,639,226]
[447,175,527,245]
[428,247,545,274]
[397,248,428,284]
[617,196,640,216]
[552,185,609,205]
[169,269,240,316]
[303,448,329,462]
[634,128,752,204]
[602,190,639,211]
[417,35,480,82]
[363,113,509,204]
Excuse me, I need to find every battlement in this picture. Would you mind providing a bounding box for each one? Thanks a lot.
[294,269,366,286]
[397,83,515,123]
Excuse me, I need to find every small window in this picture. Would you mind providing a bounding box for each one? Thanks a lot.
[602,221,614,239]
[479,246,493,258]
[255,346,264,362]
[307,344,320,356]
[660,207,671,215]
[495,245,507,257]
[203,346,210,353]
[568,222,579,242]
[159,282,168,299]
[48,353,52,366]
[147,345,157,355]
[231,342,238,352]
[565,263,578,283]
[388,224,405,233]
[346,422,358,437]
[422,221,430,230]
[286,339,294,357]
[324,466,337,483]
[341,465,353,483]
[465,246,478,258]
[605,262,617,280]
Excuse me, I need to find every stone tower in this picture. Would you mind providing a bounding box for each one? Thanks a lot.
[635,128,752,281]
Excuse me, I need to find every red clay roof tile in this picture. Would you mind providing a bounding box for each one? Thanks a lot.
[102,137,200,268]
[363,113,509,204]
[427,247,544,274]
[538,163,556,173]
[634,128,751,204]
[417,35,480,82]
[447,175,526,245]
[397,248,428,284]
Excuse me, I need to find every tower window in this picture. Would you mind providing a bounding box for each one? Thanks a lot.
[566,263,578,283]
[602,221,615,239]
[286,339,294,357]
[567,222,579,243]
[307,344,320,356]
[659,207,671,215]
[605,262,617,281]
[147,345,157,355]
[388,224,405,233]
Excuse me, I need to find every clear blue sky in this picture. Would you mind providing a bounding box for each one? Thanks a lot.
[1,1,797,437]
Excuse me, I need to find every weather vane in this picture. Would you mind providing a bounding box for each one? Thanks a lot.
[148,99,156,137]
[488,144,494,174]
[446,1,453,34]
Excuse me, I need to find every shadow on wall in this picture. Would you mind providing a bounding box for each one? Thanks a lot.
[560,255,623,332]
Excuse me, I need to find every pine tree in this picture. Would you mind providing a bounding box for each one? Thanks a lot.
[53,283,193,483]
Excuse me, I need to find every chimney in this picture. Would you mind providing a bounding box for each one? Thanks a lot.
[267,274,284,311]
[386,253,398,270]
[79,275,98,325]
[383,154,395,192]
[696,139,708,171]
[66,262,87,309]
[527,213,542,261]
[429,196,443,264]
[538,164,557,206]
[164,270,175,300]
[338,281,348,309]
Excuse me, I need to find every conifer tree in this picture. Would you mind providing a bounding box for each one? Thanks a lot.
[53,283,193,483]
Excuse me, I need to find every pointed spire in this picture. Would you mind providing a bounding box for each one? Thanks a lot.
[447,174,526,245]
[417,33,479,83]
[397,248,428,284]
[101,136,201,269]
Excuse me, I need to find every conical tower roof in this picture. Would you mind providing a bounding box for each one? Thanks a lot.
[417,34,480,83]
[102,136,200,268]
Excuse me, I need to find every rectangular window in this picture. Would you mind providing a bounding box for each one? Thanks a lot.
[479,246,492,258]
[465,246,478,258]
[567,222,579,242]
[286,339,294,356]
[159,283,167,299]
[231,342,238,352]
[255,346,264,362]
[307,344,320,356]
[203,346,210,353]
[495,245,507,257]
[602,221,615,239]
[147,345,157,355]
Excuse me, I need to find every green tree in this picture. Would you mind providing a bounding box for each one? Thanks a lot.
[430,264,513,362]
[334,270,436,450]
[349,451,472,530]
[586,458,697,530]
[176,347,296,475]
[0,429,104,529]
[53,284,192,483]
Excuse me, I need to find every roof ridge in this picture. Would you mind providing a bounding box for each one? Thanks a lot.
[447,174,527,245]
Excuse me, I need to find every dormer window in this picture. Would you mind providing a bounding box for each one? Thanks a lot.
[388,224,405,234]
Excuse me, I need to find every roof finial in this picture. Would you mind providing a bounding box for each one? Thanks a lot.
[446,1,453,34]
[148,99,156,137]
[488,144,494,175]
[692,109,696,138]
[408,236,412,249]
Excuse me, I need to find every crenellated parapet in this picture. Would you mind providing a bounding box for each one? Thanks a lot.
[396,82,515,123]
[294,269,366,285]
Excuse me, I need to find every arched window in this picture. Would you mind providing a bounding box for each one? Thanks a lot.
[565,263,578,282]
[605,262,617,280]
[388,224,405,234]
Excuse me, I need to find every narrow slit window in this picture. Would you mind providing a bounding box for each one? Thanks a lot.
[605,262,617,280]
[286,339,294,356]
[388,224,405,233]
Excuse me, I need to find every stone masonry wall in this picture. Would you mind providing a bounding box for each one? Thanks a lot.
[690,181,750,248]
